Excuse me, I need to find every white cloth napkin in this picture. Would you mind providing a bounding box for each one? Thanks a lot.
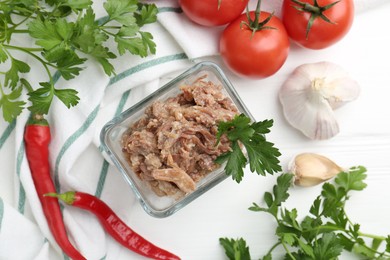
[0,0,388,259]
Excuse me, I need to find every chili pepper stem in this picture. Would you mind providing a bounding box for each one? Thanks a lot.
[27,113,49,126]
[45,192,76,205]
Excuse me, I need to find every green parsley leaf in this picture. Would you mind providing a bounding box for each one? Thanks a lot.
[281,208,301,231]
[296,237,315,258]
[139,31,156,55]
[118,24,140,37]
[28,82,79,114]
[27,82,54,115]
[56,51,86,80]
[313,233,343,259]
[0,84,26,122]
[335,166,367,192]
[216,114,281,182]
[54,88,79,109]
[217,114,253,143]
[73,8,109,55]
[96,57,116,76]
[215,141,247,183]
[308,196,322,217]
[135,4,158,26]
[219,237,251,260]
[282,233,296,246]
[273,173,293,207]
[0,44,8,62]
[115,35,148,57]
[28,18,63,50]
[249,173,293,216]
[103,0,138,22]
[4,58,30,89]
[43,43,68,63]
[54,18,74,41]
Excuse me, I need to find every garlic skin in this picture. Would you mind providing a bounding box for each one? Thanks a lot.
[289,153,343,187]
[279,62,360,140]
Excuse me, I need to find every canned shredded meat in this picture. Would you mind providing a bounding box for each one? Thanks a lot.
[122,76,239,197]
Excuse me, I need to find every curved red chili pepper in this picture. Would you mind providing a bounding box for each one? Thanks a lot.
[46,191,181,260]
[24,115,86,260]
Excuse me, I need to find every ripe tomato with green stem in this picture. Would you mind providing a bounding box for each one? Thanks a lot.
[179,0,249,26]
[219,1,290,78]
[282,0,354,49]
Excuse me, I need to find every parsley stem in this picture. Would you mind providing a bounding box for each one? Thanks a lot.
[358,232,387,241]
[264,241,282,257]
[281,241,296,260]
[303,224,346,233]
[100,25,122,29]
[100,29,117,37]
[3,44,43,52]
[4,44,53,83]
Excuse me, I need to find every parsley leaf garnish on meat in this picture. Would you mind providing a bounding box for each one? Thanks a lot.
[215,114,281,183]
[0,0,158,122]
[220,166,390,259]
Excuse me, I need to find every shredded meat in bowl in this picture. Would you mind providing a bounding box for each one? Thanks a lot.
[122,76,239,197]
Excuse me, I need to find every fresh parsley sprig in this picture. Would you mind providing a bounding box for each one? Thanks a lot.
[215,113,282,183]
[220,166,390,260]
[0,0,158,122]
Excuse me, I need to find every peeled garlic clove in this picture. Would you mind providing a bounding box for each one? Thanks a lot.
[279,61,360,140]
[289,153,343,187]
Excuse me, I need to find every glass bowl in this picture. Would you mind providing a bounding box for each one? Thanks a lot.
[100,61,254,218]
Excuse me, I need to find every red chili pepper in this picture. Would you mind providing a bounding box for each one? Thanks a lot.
[46,191,181,260]
[24,115,86,260]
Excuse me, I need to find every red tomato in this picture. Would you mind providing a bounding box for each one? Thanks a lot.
[179,0,249,26]
[220,11,290,78]
[282,0,354,49]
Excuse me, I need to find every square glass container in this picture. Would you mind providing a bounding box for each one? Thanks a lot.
[100,61,254,218]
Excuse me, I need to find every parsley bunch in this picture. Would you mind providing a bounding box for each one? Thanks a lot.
[0,0,158,122]
[220,166,390,259]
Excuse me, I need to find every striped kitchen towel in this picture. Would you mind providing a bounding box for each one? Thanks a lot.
[1,0,389,259]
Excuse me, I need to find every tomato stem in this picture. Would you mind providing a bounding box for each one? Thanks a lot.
[291,0,340,39]
[241,0,275,37]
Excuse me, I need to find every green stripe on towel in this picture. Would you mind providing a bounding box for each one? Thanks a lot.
[16,142,26,214]
[158,7,182,13]
[108,53,188,86]
[0,197,4,232]
[95,90,131,198]
[54,105,100,192]
[95,160,110,198]
[0,119,16,150]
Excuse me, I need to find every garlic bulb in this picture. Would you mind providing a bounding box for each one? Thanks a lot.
[289,153,343,187]
[279,62,360,140]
